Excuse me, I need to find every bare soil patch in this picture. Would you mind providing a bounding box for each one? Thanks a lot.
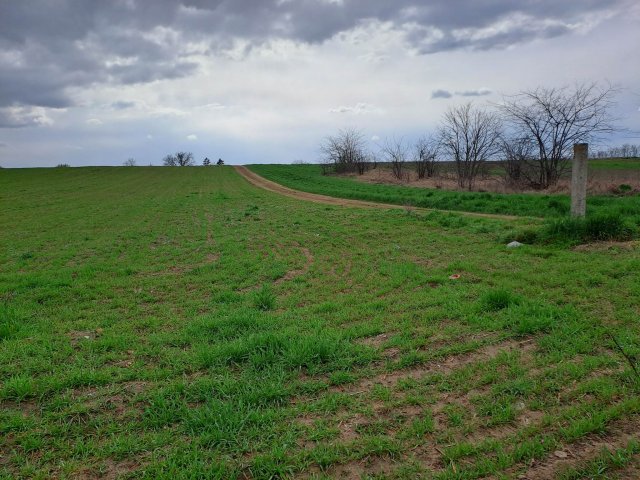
[513,414,640,479]
[573,240,639,253]
[335,338,536,394]
[275,245,313,284]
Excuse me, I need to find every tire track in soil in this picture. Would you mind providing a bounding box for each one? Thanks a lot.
[234,166,524,221]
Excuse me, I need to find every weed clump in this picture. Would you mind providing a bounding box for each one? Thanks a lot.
[543,213,635,243]
[253,285,276,311]
[0,305,19,341]
[509,213,636,246]
[479,289,522,312]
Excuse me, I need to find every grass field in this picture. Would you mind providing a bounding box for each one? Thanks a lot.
[248,164,640,222]
[1,166,639,479]
[589,158,640,170]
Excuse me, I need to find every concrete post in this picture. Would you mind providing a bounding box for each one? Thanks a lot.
[571,143,588,217]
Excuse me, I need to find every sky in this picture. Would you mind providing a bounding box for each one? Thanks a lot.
[0,0,639,168]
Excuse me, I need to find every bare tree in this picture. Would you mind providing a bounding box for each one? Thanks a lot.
[499,83,620,189]
[163,151,195,166]
[414,135,439,179]
[319,128,369,174]
[381,138,409,180]
[163,154,177,166]
[500,136,535,188]
[123,158,136,167]
[439,103,502,190]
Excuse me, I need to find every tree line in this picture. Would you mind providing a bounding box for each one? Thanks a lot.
[122,154,224,167]
[320,83,623,190]
[592,144,640,159]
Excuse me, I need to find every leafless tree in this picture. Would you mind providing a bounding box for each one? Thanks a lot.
[381,138,409,180]
[499,82,620,189]
[123,158,136,167]
[439,103,502,190]
[414,135,439,179]
[597,143,640,158]
[500,136,536,187]
[319,128,369,174]
[163,151,195,166]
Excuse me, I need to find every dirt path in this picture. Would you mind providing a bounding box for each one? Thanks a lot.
[234,166,527,221]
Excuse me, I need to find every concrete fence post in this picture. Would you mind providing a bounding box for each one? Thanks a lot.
[571,143,588,218]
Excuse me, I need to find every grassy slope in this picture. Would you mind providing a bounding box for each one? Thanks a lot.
[1,166,639,479]
[249,164,640,222]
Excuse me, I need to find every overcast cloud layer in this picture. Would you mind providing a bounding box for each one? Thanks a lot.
[1,0,639,167]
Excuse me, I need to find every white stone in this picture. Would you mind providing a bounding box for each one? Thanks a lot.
[507,241,523,248]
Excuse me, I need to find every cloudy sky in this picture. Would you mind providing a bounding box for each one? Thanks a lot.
[1,0,639,167]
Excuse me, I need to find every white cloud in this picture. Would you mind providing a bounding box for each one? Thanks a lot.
[187,134,198,140]
[329,102,383,115]
[86,118,103,125]
[0,106,54,128]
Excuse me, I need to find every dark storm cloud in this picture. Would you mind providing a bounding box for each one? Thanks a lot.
[0,0,627,119]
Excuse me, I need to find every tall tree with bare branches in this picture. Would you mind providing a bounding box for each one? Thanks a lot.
[381,138,409,180]
[319,128,369,174]
[163,151,195,167]
[499,83,619,189]
[439,103,502,190]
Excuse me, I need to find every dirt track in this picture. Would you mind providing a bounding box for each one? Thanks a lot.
[234,166,525,221]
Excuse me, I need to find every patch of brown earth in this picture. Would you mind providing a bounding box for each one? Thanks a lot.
[611,457,640,480]
[349,166,640,196]
[275,245,313,284]
[335,338,536,394]
[513,414,640,480]
[573,240,639,253]
[356,332,393,348]
[68,329,103,347]
[71,457,146,479]
[326,455,397,480]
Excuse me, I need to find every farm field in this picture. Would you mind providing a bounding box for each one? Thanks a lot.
[248,164,640,222]
[1,166,640,479]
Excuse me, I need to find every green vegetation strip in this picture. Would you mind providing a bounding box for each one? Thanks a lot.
[1,166,639,479]
[248,164,640,221]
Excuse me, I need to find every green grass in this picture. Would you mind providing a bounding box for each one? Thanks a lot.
[1,166,639,479]
[249,163,640,222]
[589,157,640,169]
